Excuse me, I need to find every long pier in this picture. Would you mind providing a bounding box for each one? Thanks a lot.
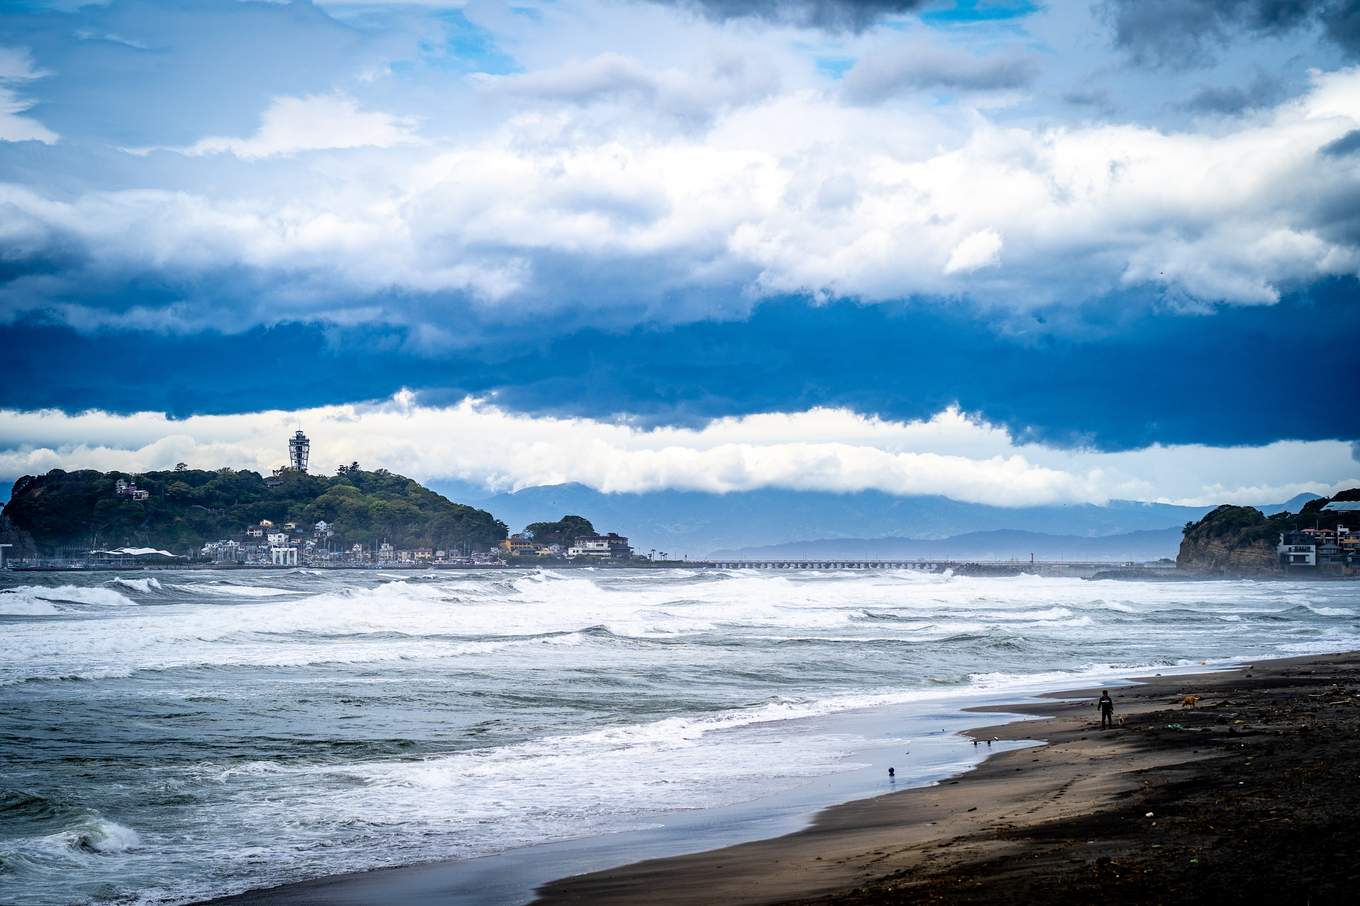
[700,559,1173,577]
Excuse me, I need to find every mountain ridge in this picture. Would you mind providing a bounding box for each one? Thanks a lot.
[453,483,1320,557]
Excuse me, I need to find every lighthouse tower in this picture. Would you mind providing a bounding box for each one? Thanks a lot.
[288,430,310,473]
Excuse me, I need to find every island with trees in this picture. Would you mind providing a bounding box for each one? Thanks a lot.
[2,466,508,560]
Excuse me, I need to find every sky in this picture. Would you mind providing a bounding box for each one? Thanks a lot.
[0,0,1357,508]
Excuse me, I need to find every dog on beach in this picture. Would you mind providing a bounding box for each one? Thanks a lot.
[1181,695,1201,709]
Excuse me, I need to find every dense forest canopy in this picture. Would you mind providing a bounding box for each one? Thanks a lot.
[523,515,595,547]
[3,467,507,555]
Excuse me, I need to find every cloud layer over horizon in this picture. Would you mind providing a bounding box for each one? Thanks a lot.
[3,393,1355,509]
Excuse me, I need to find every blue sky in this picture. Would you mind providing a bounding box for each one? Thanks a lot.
[0,0,1357,506]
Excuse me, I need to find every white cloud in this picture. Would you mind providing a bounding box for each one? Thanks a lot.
[2,62,1356,327]
[944,228,1003,274]
[172,94,420,160]
[0,46,56,144]
[1,396,1354,509]
[471,50,781,125]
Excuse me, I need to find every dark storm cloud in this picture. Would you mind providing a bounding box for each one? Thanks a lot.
[1178,71,1285,114]
[1321,129,1360,157]
[1101,0,1360,68]
[4,278,1357,452]
[658,0,928,31]
[842,48,1039,102]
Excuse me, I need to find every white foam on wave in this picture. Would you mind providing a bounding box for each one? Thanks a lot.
[4,568,1354,686]
[0,585,138,614]
[32,815,141,857]
[110,577,162,593]
[176,583,294,598]
[1303,605,1353,617]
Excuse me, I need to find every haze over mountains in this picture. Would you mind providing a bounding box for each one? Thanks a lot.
[708,529,1185,563]
[436,482,1319,560]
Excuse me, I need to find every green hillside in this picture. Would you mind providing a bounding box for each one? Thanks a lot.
[2,467,507,556]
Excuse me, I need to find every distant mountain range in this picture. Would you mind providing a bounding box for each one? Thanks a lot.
[709,528,1185,563]
[430,482,1320,558]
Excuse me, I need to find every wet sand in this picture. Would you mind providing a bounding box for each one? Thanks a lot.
[537,651,1360,905]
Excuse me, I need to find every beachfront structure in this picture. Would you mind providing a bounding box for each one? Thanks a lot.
[501,533,537,555]
[289,430,310,473]
[270,546,299,566]
[568,533,633,559]
[1278,531,1317,567]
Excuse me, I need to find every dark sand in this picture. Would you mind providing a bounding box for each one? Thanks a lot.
[537,652,1360,906]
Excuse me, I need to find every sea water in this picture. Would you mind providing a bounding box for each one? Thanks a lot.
[1,568,1357,905]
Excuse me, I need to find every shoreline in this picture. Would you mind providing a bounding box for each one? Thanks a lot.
[194,650,1360,906]
[538,650,1360,905]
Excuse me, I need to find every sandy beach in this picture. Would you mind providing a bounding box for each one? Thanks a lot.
[199,650,1360,906]
[537,651,1360,906]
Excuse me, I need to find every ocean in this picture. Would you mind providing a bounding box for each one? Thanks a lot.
[2,568,1357,905]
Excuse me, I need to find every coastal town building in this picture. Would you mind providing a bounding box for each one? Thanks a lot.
[501,533,537,555]
[1278,532,1316,567]
[270,546,299,566]
[567,533,633,559]
[114,478,150,501]
[1279,527,1360,571]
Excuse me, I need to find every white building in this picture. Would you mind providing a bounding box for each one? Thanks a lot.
[270,546,299,566]
[1278,532,1316,567]
[567,533,632,559]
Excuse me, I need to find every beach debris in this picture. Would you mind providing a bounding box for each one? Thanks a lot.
[1145,812,1155,818]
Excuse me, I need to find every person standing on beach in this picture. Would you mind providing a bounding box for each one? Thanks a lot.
[1097,691,1115,729]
